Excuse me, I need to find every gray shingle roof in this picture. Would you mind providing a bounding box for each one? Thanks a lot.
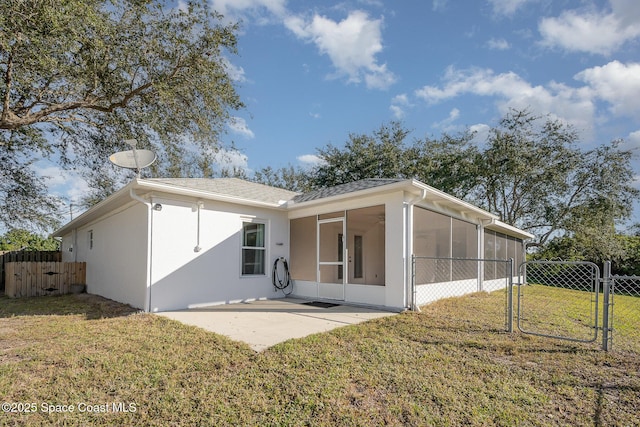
[292,178,405,203]
[147,178,300,205]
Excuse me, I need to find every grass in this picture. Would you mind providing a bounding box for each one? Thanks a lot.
[0,291,638,426]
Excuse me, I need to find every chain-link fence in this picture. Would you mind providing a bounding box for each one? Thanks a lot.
[607,275,640,353]
[412,257,638,353]
[517,261,600,343]
[411,256,514,330]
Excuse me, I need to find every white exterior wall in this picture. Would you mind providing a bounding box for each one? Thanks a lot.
[61,203,149,310]
[149,196,289,312]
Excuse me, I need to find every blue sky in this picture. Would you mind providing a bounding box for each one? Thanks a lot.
[43,0,640,222]
[209,0,640,179]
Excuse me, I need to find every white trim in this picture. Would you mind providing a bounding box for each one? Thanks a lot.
[240,219,268,277]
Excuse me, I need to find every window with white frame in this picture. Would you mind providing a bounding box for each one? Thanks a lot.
[241,222,266,275]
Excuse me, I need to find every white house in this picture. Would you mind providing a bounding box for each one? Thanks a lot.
[54,178,533,312]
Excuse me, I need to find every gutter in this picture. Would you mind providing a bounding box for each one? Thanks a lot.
[129,187,154,313]
[137,179,288,210]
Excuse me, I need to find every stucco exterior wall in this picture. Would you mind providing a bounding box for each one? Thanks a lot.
[149,196,289,312]
[62,202,149,310]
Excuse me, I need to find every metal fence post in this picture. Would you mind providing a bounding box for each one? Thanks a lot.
[602,261,611,351]
[411,255,420,312]
[507,258,514,333]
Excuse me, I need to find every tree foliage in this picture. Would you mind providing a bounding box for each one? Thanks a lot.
[292,109,638,255]
[311,121,413,187]
[1,0,243,230]
[471,109,637,246]
[0,228,59,251]
[253,165,311,193]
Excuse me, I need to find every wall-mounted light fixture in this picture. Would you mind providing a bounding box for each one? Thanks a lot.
[153,203,162,211]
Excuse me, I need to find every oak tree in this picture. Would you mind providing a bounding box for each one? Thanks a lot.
[1,0,243,230]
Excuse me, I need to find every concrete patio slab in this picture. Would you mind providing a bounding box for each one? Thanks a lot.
[157,298,397,351]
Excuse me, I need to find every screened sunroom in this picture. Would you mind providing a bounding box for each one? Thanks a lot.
[412,206,530,306]
[289,204,386,301]
[285,178,534,310]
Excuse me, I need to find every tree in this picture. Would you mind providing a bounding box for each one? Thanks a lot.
[299,109,637,256]
[299,121,481,197]
[408,130,480,198]
[1,0,243,230]
[253,165,311,192]
[0,228,60,251]
[470,109,638,246]
[309,121,412,188]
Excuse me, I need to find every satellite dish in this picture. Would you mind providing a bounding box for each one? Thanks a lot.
[109,150,156,169]
[109,149,156,177]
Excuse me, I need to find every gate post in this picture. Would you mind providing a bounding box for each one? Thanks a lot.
[602,261,611,351]
[507,258,514,333]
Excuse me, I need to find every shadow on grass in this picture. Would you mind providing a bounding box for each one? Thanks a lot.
[400,321,605,355]
[0,293,140,320]
[594,382,640,427]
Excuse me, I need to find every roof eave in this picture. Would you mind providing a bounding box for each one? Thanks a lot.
[136,179,289,210]
[410,179,498,221]
[286,179,413,209]
[52,179,289,237]
[52,180,139,237]
[485,219,535,240]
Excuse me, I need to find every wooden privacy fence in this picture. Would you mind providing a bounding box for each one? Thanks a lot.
[1,251,61,291]
[4,262,86,298]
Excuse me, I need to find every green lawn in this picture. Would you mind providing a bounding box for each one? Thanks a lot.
[0,292,638,426]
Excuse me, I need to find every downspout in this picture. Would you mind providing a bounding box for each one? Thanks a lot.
[129,188,154,313]
[479,218,495,293]
[406,189,428,311]
[71,229,78,262]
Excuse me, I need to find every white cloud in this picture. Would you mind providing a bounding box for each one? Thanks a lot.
[390,105,405,119]
[432,108,461,131]
[210,0,287,23]
[574,61,640,116]
[539,2,640,55]
[228,117,255,139]
[626,130,640,149]
[487,38,510,50]
[297,154,327,167]
[415,66,533,104]
[391,94,409,105]
[414,66,596,135]
[610,0,640,27]
[390,93,412,119]
[212,148,250,171]
[34,163,91,207]
[469,123,491,143]
[222,58,247,83]
[487,0,532,17]
[284,10,396,89]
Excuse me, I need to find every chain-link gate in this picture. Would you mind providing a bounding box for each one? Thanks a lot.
[412,257,638,352]
[516,261,600,343]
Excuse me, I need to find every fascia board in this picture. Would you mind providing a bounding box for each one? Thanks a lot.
[485,219,535,240]
[135,179,286,210]
[51,181,139,237]
[410,179,498,221]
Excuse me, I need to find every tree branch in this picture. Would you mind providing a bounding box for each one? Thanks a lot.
[2,51,13,123]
